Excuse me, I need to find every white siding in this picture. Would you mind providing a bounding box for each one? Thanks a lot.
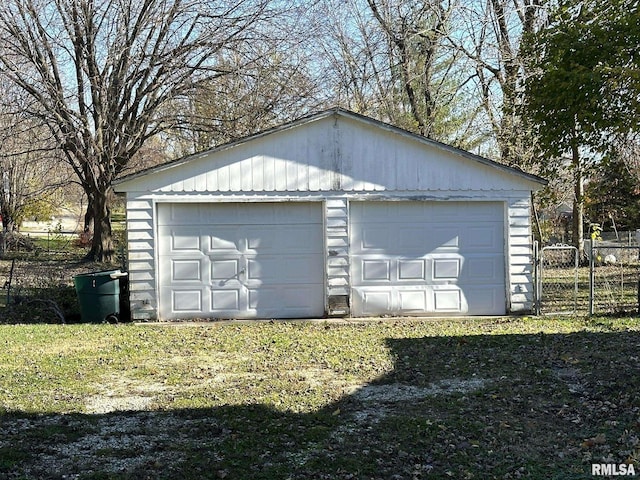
[507,197,535,313]
[125,198,156,320]
[325,197,350,314]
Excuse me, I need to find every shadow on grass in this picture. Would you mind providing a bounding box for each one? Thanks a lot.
[1,330,639,479]
[2,277,131,324]
[0,252,130,324]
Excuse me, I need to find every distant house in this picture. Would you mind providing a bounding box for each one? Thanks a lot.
[113,109,546,321]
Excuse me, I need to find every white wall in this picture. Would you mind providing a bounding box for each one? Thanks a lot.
[122,191,536,320]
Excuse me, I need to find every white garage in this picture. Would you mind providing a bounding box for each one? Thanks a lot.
[114,108,545,321]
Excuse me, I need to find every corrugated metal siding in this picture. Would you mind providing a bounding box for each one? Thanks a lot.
[125,198,156,320]
[122,116,540,195]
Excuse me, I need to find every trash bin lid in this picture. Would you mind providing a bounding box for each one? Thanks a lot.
[74,270,126,294]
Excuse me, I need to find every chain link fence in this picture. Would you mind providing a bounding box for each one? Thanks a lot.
[536,244,582,315]
[589,242,640,315]
[536,232,640,316]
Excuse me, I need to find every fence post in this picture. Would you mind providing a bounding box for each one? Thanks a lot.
[589,239,595,316]
[636,230,640,315]
[533,241,540,316]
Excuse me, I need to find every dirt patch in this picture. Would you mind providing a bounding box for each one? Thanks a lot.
[288,377,490,468]
[85,374,170,414]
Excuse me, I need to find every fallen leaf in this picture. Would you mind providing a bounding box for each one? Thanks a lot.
[582,433,606,448]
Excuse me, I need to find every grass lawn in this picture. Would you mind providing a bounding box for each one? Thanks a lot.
[0,317,639,479]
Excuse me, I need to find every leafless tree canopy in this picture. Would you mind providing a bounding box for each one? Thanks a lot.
[0,0,278,261]
[0,78,70,238]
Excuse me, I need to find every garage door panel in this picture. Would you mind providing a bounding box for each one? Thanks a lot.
[428,203,461,221]
[355,290,393,315]
[210,258,241,281]
[158,226,203,254]
[195,203,319,225]
[158,203,202,225]
[466,203,503,220]
[397,228,427,250]
[350,201,505,316]
[427,227,459,250]
[246,284,322,318]
[398,259,426,280]
[361,259,391,281]
[282,285,324,310]
[353,287,432,314]
[245,227,269,252]
[433,289,463,312]
[433,258,460,279]
[280,225,324,252]
[209,228,242,252]
[172,259,203,282]
[172,289,203,312]
[248,287,275,310]
[245,225,321,254]
[171,230,201,252]
[460,285,503,314]
[360,226,392,252]
[211,289,241,312]
[201,204,239,224]
[354,202,434,223]
[463,256,502,282]
[246,254,322,284]
[275,203,320,223]
[463,225,502,250]
[398,289,428,312]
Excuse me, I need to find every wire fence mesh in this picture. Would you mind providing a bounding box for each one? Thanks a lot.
[589,244,640,315]
[537,245,581,315]
[536,236,640,316]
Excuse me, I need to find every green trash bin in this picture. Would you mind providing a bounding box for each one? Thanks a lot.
[74,270,128,323]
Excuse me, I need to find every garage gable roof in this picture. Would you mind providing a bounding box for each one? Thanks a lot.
[114,108,547,193]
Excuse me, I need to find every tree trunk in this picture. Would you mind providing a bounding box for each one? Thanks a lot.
[83,193,94,233]
[86,187,113,263]
[0,206,14,254]
[1,208,16,234]
[572,143,585,261]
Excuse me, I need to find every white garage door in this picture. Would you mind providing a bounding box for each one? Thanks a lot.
[350,201,506,316]
[157,202,324,320]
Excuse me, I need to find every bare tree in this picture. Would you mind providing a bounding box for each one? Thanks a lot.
[0,0,276,261]
[317,0,390,113]
[619,134,640,187]
[452,0,547,165]
[366,0,454,138]
[318,0,486,147]
[179,3,326,151]
[0,82,69,240]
